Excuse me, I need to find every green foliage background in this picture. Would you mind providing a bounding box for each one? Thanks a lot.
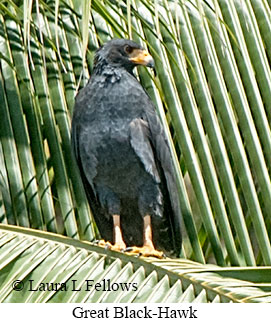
[0,0,271,302]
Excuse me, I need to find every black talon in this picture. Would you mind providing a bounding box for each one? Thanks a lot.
[124,247,133,252]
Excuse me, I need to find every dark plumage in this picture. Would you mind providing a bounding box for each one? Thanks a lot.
[71,39,182,257]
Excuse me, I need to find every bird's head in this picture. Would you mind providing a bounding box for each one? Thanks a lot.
[93,39,155,72]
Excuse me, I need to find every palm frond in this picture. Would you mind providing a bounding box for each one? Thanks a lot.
[1,0,271,269]
[0,224,270,303]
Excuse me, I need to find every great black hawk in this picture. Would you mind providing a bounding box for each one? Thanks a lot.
[71,39,182,258]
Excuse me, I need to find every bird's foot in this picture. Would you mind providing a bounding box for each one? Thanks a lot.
[96,239,126,252]
[124,245,165,259]
[95,240,164,258]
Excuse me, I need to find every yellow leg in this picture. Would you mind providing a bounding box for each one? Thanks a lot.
[143,214,155,249]
[127,215,164,258]
[112,214,126,250]
[98,214,126,252]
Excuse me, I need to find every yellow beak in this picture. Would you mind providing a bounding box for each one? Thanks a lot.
[129,49,155,68]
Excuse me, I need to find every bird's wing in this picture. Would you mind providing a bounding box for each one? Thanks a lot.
[129,101,182,252]
[129,118,160,184]
[149,110,182,211]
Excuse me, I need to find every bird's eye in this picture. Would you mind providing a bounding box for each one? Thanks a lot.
[124,45,133,54]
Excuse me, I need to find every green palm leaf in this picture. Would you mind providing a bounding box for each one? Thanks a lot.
[0,224,270,303]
